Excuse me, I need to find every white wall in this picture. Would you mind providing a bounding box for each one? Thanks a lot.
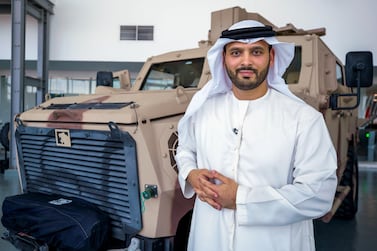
[0,15,39,59]
[1,0,377,64]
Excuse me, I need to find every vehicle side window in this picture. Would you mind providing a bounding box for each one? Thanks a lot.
[283,46,302,84]
[141,58,205,90]
[336,62,345,85]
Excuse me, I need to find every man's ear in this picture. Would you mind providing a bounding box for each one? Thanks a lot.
[269,47,275,67]
[223,50,226,66]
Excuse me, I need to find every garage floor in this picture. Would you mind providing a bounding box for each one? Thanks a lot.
[0,161,376,250]
[314,163,377,251]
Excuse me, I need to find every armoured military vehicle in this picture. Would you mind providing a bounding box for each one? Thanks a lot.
[11,6,373,250]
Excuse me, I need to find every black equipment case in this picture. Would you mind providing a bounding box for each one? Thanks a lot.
[1,192,110,251]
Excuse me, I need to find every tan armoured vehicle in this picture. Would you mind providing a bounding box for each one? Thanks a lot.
[12,6,373,250]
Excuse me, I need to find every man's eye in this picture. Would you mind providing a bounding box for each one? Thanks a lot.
[253,50,263,55]
[230,51,240,56]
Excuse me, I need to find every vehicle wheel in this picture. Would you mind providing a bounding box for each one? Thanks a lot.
[174,209,192,251]
[0,122,10,151]
[335,138,359,219]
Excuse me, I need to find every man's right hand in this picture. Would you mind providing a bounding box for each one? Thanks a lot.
[186,169,222,210]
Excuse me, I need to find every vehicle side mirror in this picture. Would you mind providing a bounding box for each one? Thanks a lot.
[345,51,373,88]
[330,51,374,110]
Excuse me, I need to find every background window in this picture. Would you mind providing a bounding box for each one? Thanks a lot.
[120,25,154,41]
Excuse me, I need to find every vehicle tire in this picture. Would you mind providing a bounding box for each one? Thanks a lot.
[0,122,10,151]
[335,138,359,219]
[174,209,192,251]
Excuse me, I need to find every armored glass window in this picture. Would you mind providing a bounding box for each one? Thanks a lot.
[141,58,205,90]
[336,62,345,85]
[283,46,302,84]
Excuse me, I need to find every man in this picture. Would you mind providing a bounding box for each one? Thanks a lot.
[175,20,337,251]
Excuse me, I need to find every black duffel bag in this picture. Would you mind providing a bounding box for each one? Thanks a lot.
[1,192,110,251]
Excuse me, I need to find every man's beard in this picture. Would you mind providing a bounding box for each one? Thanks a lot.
[226,63,269,91]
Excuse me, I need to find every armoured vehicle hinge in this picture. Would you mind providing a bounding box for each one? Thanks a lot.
[108,121,122,139]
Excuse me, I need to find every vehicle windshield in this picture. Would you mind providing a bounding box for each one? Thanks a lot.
[141,58,205,90]
[283,46,302,85]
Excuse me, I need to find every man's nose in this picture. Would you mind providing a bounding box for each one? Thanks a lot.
[240,53,253,66]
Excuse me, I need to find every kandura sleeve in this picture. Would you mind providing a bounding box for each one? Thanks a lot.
[175,117,198,199]
[236,114,338,226]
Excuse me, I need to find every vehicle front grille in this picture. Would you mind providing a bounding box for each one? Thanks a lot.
[15,122,142,241]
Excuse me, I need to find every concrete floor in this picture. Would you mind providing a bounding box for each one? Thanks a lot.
[314,164,377,251]
[0,164,376,250]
